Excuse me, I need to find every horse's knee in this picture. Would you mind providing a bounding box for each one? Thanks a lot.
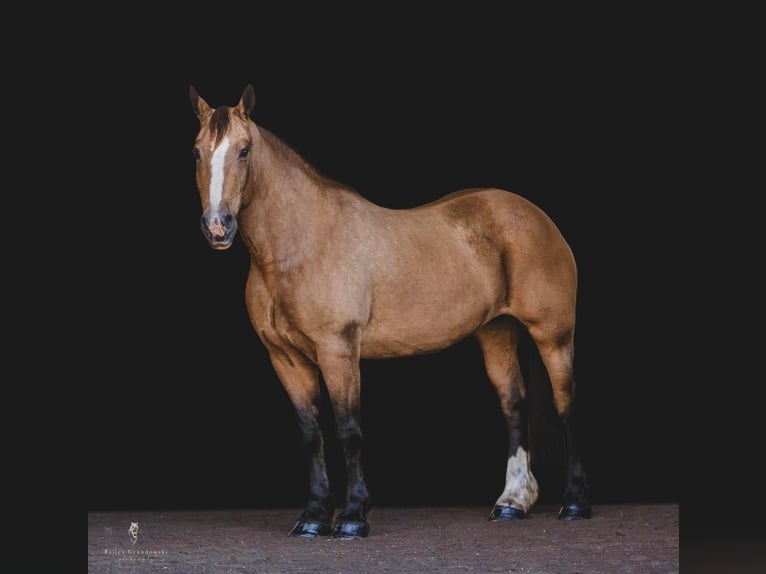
[295,408,323,449]
[336,419,363,454]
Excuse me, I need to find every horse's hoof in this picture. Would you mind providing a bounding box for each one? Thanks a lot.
[558,503,592,520]
[288,520,332,538]
[489,505,526,521]
[332,520,370,539]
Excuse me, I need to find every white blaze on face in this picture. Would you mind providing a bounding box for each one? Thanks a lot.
[495,446,539,513]
[208,136,230,209]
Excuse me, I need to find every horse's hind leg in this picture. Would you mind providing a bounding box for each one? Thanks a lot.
[475,317,539,520]
[528,327,592,520]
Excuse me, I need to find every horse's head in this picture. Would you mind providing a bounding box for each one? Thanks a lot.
[190,85,256,250]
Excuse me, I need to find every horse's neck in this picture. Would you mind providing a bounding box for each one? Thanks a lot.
[241,127,330,269]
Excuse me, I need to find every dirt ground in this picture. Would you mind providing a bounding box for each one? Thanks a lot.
[88,503,678,573]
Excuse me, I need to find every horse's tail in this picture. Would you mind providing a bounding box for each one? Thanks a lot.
[521,330,565,467]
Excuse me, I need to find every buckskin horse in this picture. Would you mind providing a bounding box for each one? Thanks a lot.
[189,84,591,539]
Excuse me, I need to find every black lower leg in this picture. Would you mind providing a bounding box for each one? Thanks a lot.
[332,417,370,539]
[289,409,334,537]
[559,403,591,520]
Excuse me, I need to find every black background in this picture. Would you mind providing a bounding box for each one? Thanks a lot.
[84,11,680,512]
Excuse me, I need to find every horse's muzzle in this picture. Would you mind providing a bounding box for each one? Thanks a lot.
[201,210,237,250]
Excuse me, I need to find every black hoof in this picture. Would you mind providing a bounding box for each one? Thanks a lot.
[332,520,370,539]
[288,520,332,538]
[489,505,526,521]
[558,503,592,520]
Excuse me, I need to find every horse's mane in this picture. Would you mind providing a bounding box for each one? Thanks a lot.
[259,127,322,177]
[212,105,358,195]
[259,125,360,196]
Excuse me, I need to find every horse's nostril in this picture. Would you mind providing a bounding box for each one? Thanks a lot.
[201,211,235,241]
[210,222,226,237]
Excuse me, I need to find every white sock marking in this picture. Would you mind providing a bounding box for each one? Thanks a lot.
[495,446,539,513]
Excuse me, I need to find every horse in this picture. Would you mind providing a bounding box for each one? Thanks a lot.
[189,84,591,539]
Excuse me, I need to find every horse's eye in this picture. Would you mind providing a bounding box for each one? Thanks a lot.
[192,148,201,160]
[239,147,250,160]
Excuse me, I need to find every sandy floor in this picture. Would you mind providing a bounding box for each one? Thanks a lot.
[88,503,678,573]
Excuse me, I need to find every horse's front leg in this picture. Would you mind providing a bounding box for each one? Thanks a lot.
[317,335,371,539]
[269,353,334,537]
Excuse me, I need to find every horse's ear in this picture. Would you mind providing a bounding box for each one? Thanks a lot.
[190,85,212,122]
[237,85,256,119]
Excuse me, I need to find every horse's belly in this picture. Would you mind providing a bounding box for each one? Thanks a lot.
[358,220,508,358]
[360,276,497,358]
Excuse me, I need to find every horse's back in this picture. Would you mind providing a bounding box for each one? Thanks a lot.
[424,187,569,249]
